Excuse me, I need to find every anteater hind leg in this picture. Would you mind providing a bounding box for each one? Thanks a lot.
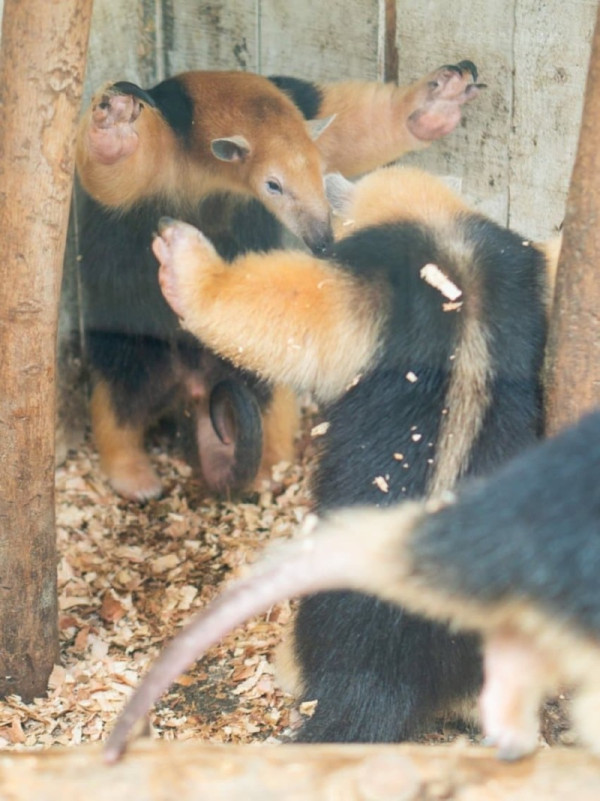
[480,630,558,760]
[255,385,299,486]
[90,380,162,502]
[292,591,481,743]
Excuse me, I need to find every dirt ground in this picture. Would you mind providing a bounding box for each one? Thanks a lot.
[0,409,574,754]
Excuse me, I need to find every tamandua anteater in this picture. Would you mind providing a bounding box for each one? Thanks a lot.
[116,163,552,746]
[76,63,482,501]
[104,409,600,763]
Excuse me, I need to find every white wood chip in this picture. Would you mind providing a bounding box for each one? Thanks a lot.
[310,421,330,437]
[442,301,463,312]
[420,263,463,301]
[373,476,389,493]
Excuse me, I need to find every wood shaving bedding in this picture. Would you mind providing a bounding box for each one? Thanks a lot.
[0,405,571,753]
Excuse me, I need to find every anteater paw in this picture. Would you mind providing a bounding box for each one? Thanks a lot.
[105,454,163,503]
[481,728,539,762]
[154,218,218,321]
[86,88,144,165]
[407,61,485,142]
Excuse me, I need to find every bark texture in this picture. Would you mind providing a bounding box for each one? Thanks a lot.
[0,0,93,699]
[545,3,600,433]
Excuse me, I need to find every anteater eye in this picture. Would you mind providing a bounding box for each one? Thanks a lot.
[265,178,283,195]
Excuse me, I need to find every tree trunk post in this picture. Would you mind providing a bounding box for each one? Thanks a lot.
[0,0,93,700]
[545,3,600,434]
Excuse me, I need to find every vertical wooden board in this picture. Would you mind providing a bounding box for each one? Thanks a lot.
[393,0,515,227]
[258,0,380,82]
[509,0,596,242]
[83,0,159,102]
[165,0,259,75]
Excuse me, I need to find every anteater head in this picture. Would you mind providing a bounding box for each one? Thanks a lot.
[210,117,334,254]
[173,70,335,254]
[78,71,335,251]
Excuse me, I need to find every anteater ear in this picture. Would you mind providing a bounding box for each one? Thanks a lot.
[211,135,251,162]
[324,172,356,216]
[306,114,336,141]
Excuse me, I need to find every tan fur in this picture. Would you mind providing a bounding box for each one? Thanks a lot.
[90,381,162,501]
[310,502,600,752]
[256,385,299,485]
[426,234,491,496]
[480,629,560,757]
[538,233,562,310]
[333,166,471,239]
[76,73,330,241]
[274,626,305,697]
[328,166,493,496]
[156,227,385,403]
[317,65,475,177]
[76,87,185,209]
[317,81,428,177]
[306,501,600,669]
[571,674,600,755]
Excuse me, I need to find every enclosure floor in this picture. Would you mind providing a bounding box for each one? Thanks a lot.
[0,410,573,752]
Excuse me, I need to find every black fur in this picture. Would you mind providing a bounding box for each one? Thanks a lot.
[413,409,600,635]
[79,72,329,492]
[79,190,273,468]
[268,75,324,120]
[147,77,195,146]
[293,214,548,743]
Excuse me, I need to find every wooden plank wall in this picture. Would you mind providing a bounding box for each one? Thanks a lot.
[397,0,597,240]
[77,0,597,242]
[0,0,596,447]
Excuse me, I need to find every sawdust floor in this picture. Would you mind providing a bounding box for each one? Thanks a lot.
[0,409,574,754]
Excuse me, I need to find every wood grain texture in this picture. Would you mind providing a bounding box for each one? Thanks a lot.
[165,0,259,76]
[84,1,150,100]
[0,0,93,699]
[545,3,600,434]
[394,1,515,227]
[393,0,594,242]
[1,741,600,800]
[259,0,380,81]
[509,0,596,239]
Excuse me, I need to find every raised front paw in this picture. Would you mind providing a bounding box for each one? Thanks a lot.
[154,217,219,321]
[85,85,146,165]
[407,61,484,142]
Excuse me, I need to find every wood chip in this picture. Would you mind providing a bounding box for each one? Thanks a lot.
[442,301,463,312]
[372,476,389,493]
[420,263,462,301]
[100,592,126,623]
[310,422,330,437]
[0,402,567,754]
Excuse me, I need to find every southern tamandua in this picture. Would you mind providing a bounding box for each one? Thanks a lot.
[108,164,552,746]
[75,63,482,501]
[104,409,600,762]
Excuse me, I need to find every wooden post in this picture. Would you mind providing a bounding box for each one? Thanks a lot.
[544,3,600,434]
[1,741,600,800]
[0,0,93,700]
